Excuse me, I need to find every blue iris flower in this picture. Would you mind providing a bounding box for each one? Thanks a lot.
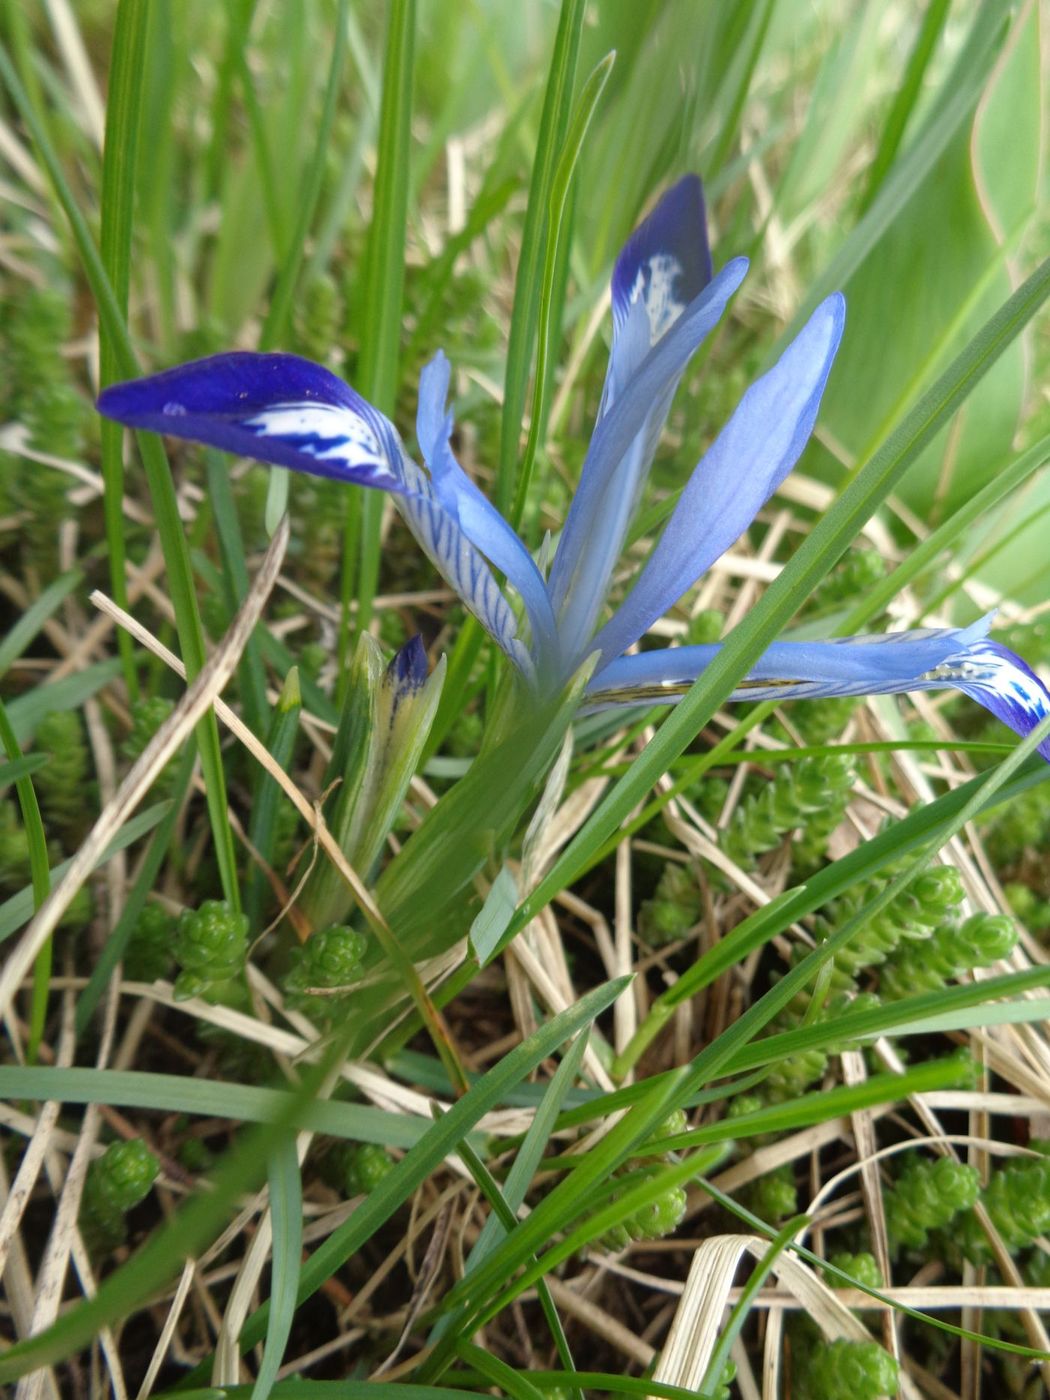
[98,176,1050,761]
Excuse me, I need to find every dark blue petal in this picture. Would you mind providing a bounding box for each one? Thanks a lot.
[929,640,1050,761]
[610,175,711,343]
[97,352,403,491]
[386,634,428,697]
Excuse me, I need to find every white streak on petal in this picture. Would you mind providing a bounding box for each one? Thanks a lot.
[244,402,387,472]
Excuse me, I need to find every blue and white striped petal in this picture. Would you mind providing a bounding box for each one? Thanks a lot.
[590,293,845,670]
[416,353,559,666]
[924,639,1050,760]
[586,621,1050,763]
[547,254,749,664]
[587,619,994,707]
[97,352,403,491]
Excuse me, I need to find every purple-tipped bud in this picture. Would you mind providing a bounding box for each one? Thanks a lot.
[386,635,429,699]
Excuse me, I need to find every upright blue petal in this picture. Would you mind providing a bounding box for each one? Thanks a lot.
[590,293,845,669]
[548,255,749,664]
[97,352,403,491]
[416,353,559,666]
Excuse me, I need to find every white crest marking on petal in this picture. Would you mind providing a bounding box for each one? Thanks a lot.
[244,402,387,471]
[629,252,687,346]
[926,640,1048,718]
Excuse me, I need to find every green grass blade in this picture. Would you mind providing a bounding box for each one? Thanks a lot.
[0,699,50,1063]
[857,0,953,214]
[455,1342,546,1400]
[227,977,630,1362]
[511,50,615,532]
[250,1133,302,1400]
[260,0,350,530]
[6,660,123,744]
[496,0,585,515]
[0,802,170,945]
[245,668,301,931]
[838,431,1050,631]
[0,755,48,790]
[348,0,415,643]
[0,567,82,679]
[451,1139,577,1385]
[98,0,148,702]
[773,1,1009,348]
[74,747,196,1037]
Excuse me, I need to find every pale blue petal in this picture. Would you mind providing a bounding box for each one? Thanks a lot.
[548,255,749,664]
[587,619,994,706]
[587,624,1050,762]
[417,353,559,663]
[590,293,845,669]
[97,352,403,491]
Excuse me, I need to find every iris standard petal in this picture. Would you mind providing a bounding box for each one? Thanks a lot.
[416,353,559,662]
[590,292,845,669]
[606,174,712,405]
[97,352,403,491]
[548,255,749,663]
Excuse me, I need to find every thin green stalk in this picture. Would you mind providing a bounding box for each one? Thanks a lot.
[857,0,953,214]
[346,0,415,646]
[0,700,50,1064]
[510,51,615,533]
[0,44,241,911]
[259,0,350,532]
[0,700,50,1058]
[496,0,585,515]
[98,0,148,703]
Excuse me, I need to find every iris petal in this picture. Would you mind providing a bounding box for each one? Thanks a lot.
[590,293,845,668]
[926,639,1050,761]
[607,174,712,402]
[97,352,403,491]
[100,350,533,674]
[416,353,559,662]
[587,618,994,706]
[548,255,749,663]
